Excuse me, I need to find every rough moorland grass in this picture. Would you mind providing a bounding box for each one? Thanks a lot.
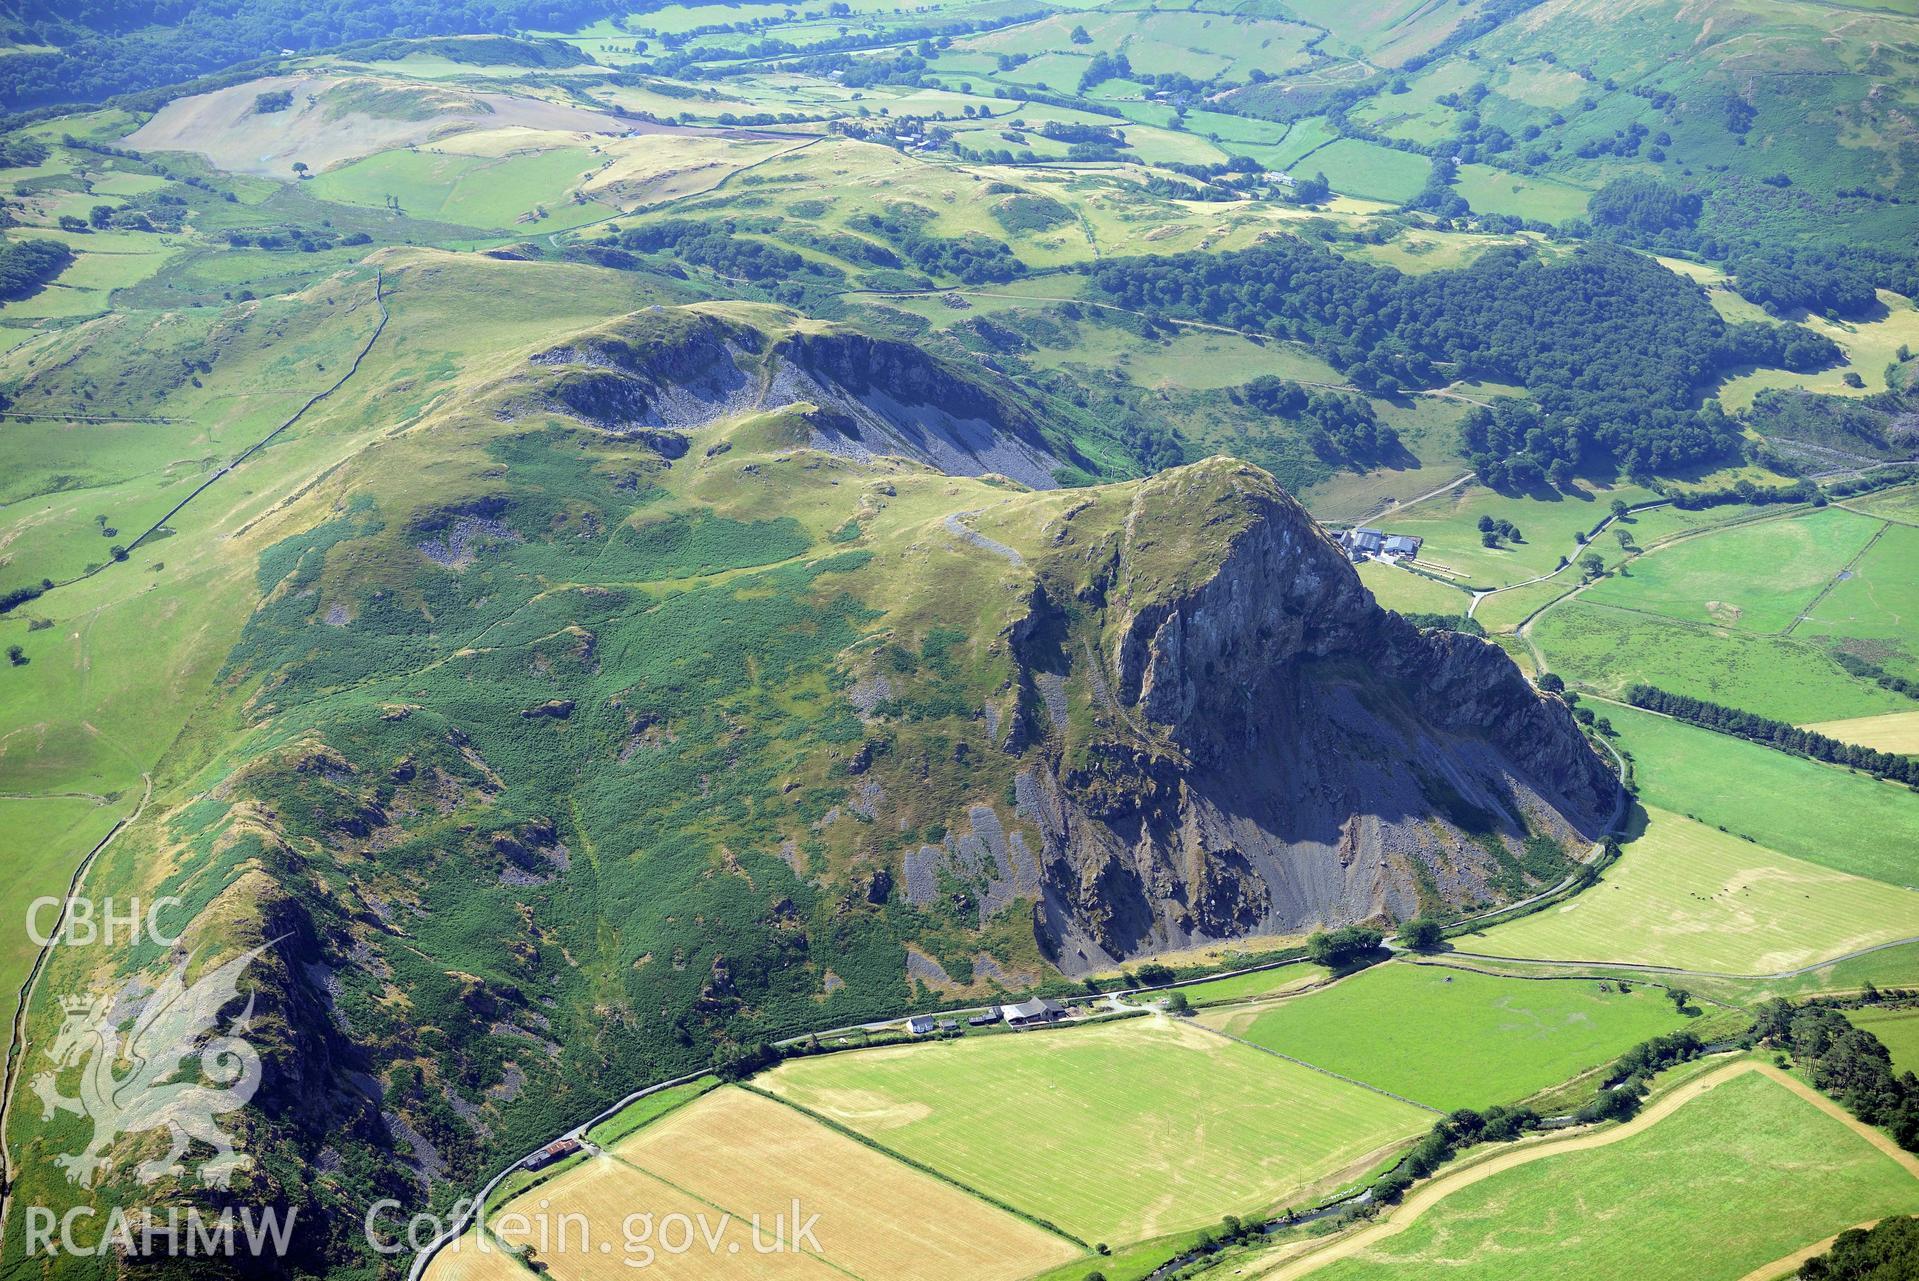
[1603,702,1919,888]
[1203,962,1687,1111]
[1533,601,1905,723]
[1295,1070,1919,1281]
[1579,506,1883,633]
[1152,962,1331,1008]
[1849,482,1919,523]
[583,1075,719,1147]
[757,1014,1430,1246]
[1847,1007,1919,1074]
[1800,522,1919,676]
[1465,807,1919,974]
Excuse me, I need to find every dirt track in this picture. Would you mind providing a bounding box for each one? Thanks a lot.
[1245,1060,1917,1280]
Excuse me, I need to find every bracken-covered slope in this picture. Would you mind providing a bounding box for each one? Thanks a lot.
[3,291,1614,1276]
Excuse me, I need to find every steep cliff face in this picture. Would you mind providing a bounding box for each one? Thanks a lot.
[992,460,1618,969]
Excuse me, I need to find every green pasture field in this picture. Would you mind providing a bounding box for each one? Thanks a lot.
[1847,1007,1919,1074]
[1601,701,1919,888]
[1798,522,1919,675]
[1473,576,1577,634]
[0,795,135,1035]
[0,280,389,594]
[1470,500,1770,633]
[757,1013,1430,1245]
[1356,562,1473,615]
[1531,601,1907,723]
[1451,164,1591,223]
[1465,807,1919,975]
[307,144,606,231]
[1247,117,1341,171]
[1384,481,1660,588]
[1202,962,1687,1112]
[1299,1069,1919,1281]
[1578,506,1883,633]
[1347,59,1475,145]
[1292,138,1430,203]
[0,247,176,321]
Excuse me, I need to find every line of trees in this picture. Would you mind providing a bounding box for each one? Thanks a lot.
[1800,1216,1919,1279]
[0,239,74,303]
[1832,651,1919,702]
[1755,1000,1919,1153]
[1626,685,1919,785]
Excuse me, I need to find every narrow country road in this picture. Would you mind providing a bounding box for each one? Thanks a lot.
[0,773,152,1230]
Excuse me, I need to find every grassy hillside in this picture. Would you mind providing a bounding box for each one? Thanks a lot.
[2,4,1917,1278]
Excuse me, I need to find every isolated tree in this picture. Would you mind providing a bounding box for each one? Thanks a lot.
[88,203,113,229]
[6,645,25,667]
[1610,498,1630,519]
[1165,990,1191,1015]
[291,160,309,178]
[1580,553,1605,580]
[1396,917,1444,951]
[1308,925,1384,969]
[1536,672,1565,694]
[1070,23,1091,43]
[1667,987,1691,1012]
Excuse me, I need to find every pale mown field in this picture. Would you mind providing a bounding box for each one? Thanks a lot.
[758,1014,1430,1245]
[432,1084,1082,1281]
[1463,807,1919,974]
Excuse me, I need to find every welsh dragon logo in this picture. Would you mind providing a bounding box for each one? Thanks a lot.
[31,945,269,1190]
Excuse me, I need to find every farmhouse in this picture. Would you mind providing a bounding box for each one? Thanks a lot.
[1335,527,1422,561]
[907,1015,938,1035]
[522,1137,581,1171]
[1000,997,1065,1027]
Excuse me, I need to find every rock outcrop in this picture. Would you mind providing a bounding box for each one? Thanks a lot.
[514,307,1077,486]
[999,459,1618,970]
